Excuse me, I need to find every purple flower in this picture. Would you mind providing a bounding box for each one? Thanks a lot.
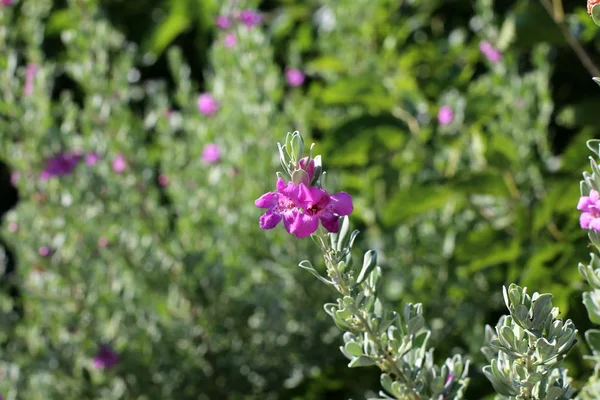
[216,15,231,29]
[578,189,600,230]
[40,151,82,180]
[479,41,502,63]
[197,93,220,116]
[1,0,13,6]
[202,143,220,163]
[296,184,353,237]
[255,178,302,234]
[238,9,262,28]
[224,33,237,48]
[85,152,99,166]
[39,246,52,257]
[112,154,127,173]
[285,68,305,87]
[255,178,353,238]
[24,63,38,96]
[437,105,454,125]
[92,345,120,369]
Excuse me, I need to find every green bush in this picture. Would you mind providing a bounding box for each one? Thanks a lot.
[1,0,600,399]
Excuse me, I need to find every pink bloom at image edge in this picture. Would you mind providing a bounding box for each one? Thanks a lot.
[238,9,262,28]
[202,144,220,163]
[93,346,120,369]
[1,0,13,6]
[286,68,305,87]
[197,93,220,116]
[437,105,454,125]
[215,15,231,29]
[112,154,127,173]
[255,177,353,238]
[479,41,502,63]
[23,63,39,96]
[224,33,237,48]
[40,151,82,180]
[578,189,600,230]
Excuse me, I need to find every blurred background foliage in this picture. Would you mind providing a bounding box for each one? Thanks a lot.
[1,0,600,399]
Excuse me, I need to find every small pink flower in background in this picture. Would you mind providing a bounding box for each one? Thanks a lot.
[23,63,39,96]
[197,93,220,116]
[238,9,262,28]
[224,33,237,48]
[158,174,169,186]
[479,41,502,63]
[86,152,100,166]
[216,15,231,29]
[10,171,19,185]
[112,154,127,173]
[8,222,18,232]
[437,105,454,125]
[578,189,600,230]
[92,345,120,369]
[40,151,82,180]
[201,143,220,163]
[39,246,52,257]
[98,237,109,248]
[285,68,305,87]
[1,0,13,6]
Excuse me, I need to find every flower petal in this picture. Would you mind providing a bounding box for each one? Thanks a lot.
[259,210,282,230]
[581,212,594,229]
[255,192,278,208]
[591,217,600,232]
[281,180,299,202]
[328,192,353,215]
[283,209,300,234]
[578,196,591,211]
[292,214,320,238]
[298,184,328,206]
[591,189,600,203]
[276,177,286,193]
[320,212,340,233]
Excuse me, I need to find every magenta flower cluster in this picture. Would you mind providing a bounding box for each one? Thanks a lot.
[92,345,120,369]
[40,151,83,180]
[215,9,262,48]
[255,157,353,238]
[39,151,130,179]
[578,189,600,231]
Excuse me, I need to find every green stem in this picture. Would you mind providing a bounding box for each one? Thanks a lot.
[316,231,421,400]
[539,0,600,77]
